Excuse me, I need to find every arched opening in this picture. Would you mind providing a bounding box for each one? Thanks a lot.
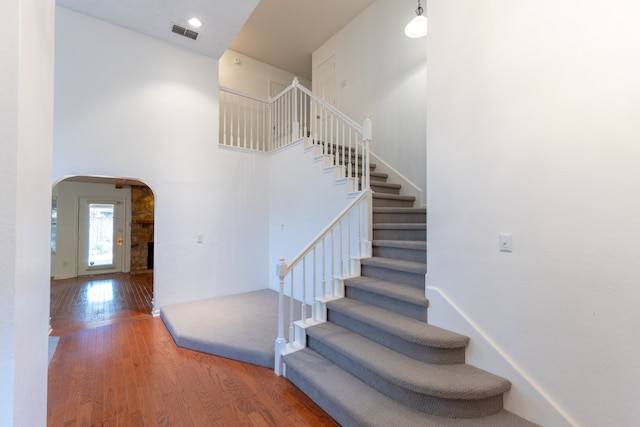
[49,176,155,335]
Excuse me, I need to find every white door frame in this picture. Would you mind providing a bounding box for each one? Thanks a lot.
[77,197,127,276]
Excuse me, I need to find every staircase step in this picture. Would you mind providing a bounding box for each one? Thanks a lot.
[305,322,512,418]
[327,298,468,364]
[373,207,426,223]
[371,182,401,195]
[373,223,426,241]
[370,171,389,182]
[373,193,415,208]
[373,240,426,263]
[344,276,428,321]
[284,349,537,427]
[361,257,427,288]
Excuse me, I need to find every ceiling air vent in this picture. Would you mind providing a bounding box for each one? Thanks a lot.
[171,24,198,40]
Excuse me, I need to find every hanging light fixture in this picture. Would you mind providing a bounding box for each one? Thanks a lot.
[405,0,427,38]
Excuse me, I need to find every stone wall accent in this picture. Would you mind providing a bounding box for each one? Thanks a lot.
[130,185,154,273]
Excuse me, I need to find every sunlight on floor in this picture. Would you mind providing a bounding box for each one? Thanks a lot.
[87,280,114,303]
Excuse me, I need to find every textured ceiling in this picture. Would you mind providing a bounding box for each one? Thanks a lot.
[55,0,376,80]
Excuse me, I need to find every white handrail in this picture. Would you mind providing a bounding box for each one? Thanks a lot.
[293,79,362,132]
[289,189,370,268]
[220,86,269,104]
[274,188,373,375]
[219,78,367,163]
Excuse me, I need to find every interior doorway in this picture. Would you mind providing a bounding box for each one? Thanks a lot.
[51,176,155,279]
[77,197,126,276]
[50,176,156,327]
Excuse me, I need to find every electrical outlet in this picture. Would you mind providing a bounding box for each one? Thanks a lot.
[499,233,513,252]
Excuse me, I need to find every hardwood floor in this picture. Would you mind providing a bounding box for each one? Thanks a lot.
[50,272,154,335]
[48,274,338,426]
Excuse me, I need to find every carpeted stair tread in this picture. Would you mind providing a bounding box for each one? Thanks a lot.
[374,207,427,215]
[326,298,468,350]
[345,276,427,306]
[373,239,426,250]
[370,171,389,181]
[374,223,426,230]
[361,256,427,275]
[284,348,538,427]
[306,322,512,401]
[373,193,416,202]
[371,182,402,190]
[373,207,427,224]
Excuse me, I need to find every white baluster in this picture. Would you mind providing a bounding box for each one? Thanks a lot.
[236,94,241,148]
[330,228,335,297]
[321,237,326,299]
[312,246,317,321]
[347,211,352,276]
[293,77,299,140]
[289,271,294,348]
[222,91,227,146]
[302,257,307,323]
[275,257,287,375]
[250,99,254,150]
[339,220,344,279]
[363,115,372,190]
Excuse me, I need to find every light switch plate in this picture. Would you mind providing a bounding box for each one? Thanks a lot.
[499,233,513,252]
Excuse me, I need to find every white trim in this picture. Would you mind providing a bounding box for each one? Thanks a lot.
[426,285,578,427]
[369,150,424,206]
[217,143,271,156]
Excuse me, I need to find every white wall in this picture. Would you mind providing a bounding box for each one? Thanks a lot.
[54,7,270,309]
[268,142,355,290]
[51,181,133,279]
[312,0,427,205]
[220,49,311,99]
[426,1,640,426]
[0,0,54,425]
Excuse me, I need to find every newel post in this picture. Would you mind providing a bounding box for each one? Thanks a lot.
[362,116,372,190]
[274,257,287,376]
[292,77,299,140]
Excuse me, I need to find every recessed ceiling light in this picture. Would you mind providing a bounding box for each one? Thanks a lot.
[188,17,202,28]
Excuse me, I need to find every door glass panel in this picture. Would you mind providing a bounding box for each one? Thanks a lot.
[88,203,115,267]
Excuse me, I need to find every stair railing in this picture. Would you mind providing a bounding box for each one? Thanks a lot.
[219,78,373,375]
[273,118,373,376]
[219,86,271,151]
[274,187,373,375]
[220,78,371,187]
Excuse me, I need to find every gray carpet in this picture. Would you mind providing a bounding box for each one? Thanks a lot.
[160,289,302,368]
[49,336,60,365]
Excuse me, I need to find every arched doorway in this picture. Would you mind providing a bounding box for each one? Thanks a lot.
[50,176,155,335]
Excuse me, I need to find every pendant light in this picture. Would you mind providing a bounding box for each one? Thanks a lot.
[405,0,427,38]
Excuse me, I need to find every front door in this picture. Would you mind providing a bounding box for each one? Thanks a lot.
[77,198,125,276]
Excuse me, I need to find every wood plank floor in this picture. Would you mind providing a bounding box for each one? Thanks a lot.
[48,274,339,426]
[50,272,154,335]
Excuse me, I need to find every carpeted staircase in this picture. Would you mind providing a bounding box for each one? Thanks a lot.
[283,161,537,426]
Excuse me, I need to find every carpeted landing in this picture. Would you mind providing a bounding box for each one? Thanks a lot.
[160,289,300,368]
